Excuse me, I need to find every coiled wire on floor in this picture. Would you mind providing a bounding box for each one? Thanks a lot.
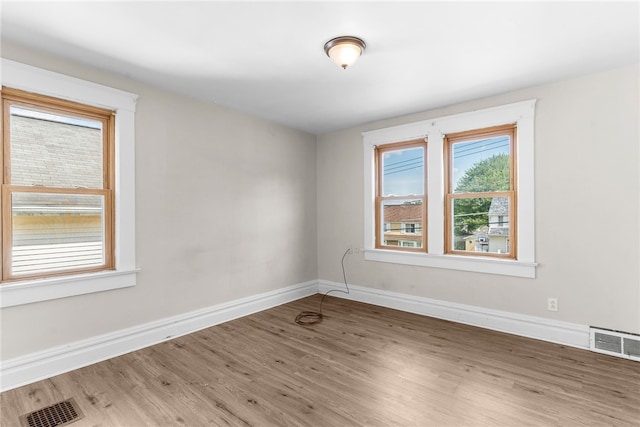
[295,248,351,326]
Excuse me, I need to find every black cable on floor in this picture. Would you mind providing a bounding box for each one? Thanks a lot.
[295,247,351,326]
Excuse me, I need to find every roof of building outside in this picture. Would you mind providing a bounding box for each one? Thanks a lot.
[383,204,422,222]
[488,196,509,216]
[11,114,102,187]
[10,114,103,210]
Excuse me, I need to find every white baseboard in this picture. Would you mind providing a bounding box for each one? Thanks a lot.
[1,279,591,392]
[0,280,317,392]
[318,280,590,350]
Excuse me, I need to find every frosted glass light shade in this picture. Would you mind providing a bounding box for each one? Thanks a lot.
[324,36,366,69]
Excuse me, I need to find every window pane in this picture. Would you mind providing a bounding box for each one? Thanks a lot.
[451,135,510,193]
[11,192,105,276]
[381,146,424,196]
[452,196,510,254]
[381,200,423,248]
[9,106,103,188]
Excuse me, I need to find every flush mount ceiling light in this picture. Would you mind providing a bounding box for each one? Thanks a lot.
[324,36,366,70]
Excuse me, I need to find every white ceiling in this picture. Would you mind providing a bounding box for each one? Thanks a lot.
[2,1,638,134]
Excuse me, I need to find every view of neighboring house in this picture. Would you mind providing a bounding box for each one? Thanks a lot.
[464,197,510,253]
[10,112,105,275]
[382,202,423,248]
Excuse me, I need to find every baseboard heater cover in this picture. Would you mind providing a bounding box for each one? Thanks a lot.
[589,327,640,361]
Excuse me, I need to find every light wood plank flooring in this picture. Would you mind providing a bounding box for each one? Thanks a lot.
[2,295,639,426]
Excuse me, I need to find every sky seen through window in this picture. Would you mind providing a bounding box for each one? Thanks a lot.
[381,136,509,200]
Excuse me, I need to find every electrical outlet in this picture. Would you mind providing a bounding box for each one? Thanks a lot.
[347,244,360,254]
[547,298,558,312]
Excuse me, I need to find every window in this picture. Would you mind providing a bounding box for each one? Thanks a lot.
[2,88,115,280]
[363,100,537,278]
[403,223,417,234]
[444,124,516,258]
[0,59,137,307]
[375,140,426,251]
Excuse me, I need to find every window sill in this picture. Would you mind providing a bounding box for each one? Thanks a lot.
[364,249,537,278]
[0,269,139,308]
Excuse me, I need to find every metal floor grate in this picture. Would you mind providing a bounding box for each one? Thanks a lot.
[20,398,84,427]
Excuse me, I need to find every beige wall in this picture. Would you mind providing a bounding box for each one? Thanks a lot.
[0,43,318,359]
[1,41,638,363]
[317,64,639,334]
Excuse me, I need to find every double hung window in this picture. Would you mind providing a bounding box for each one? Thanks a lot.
[0,59,137,308]
[444,124,516,258]
[375,140,427,251]
[363,100,536,277]
[1,88,115,281]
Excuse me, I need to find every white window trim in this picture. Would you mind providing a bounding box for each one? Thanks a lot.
[363,100,537,278]
[0,59,138,307]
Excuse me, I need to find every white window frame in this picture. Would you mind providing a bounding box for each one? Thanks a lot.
[363,100,537,278]
[0,59,138,307]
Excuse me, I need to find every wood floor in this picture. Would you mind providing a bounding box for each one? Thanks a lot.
[2,295,639,427]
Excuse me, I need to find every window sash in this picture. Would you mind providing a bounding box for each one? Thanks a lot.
[2,186,114,280]
[444,125,517,259]
[375,139,427,252]
[445,191,516,258]
[1,87,115,282]
[7,102,110,189]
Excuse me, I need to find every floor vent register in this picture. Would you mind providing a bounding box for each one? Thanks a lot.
[20,398,84,427]
[590,327,640,362]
